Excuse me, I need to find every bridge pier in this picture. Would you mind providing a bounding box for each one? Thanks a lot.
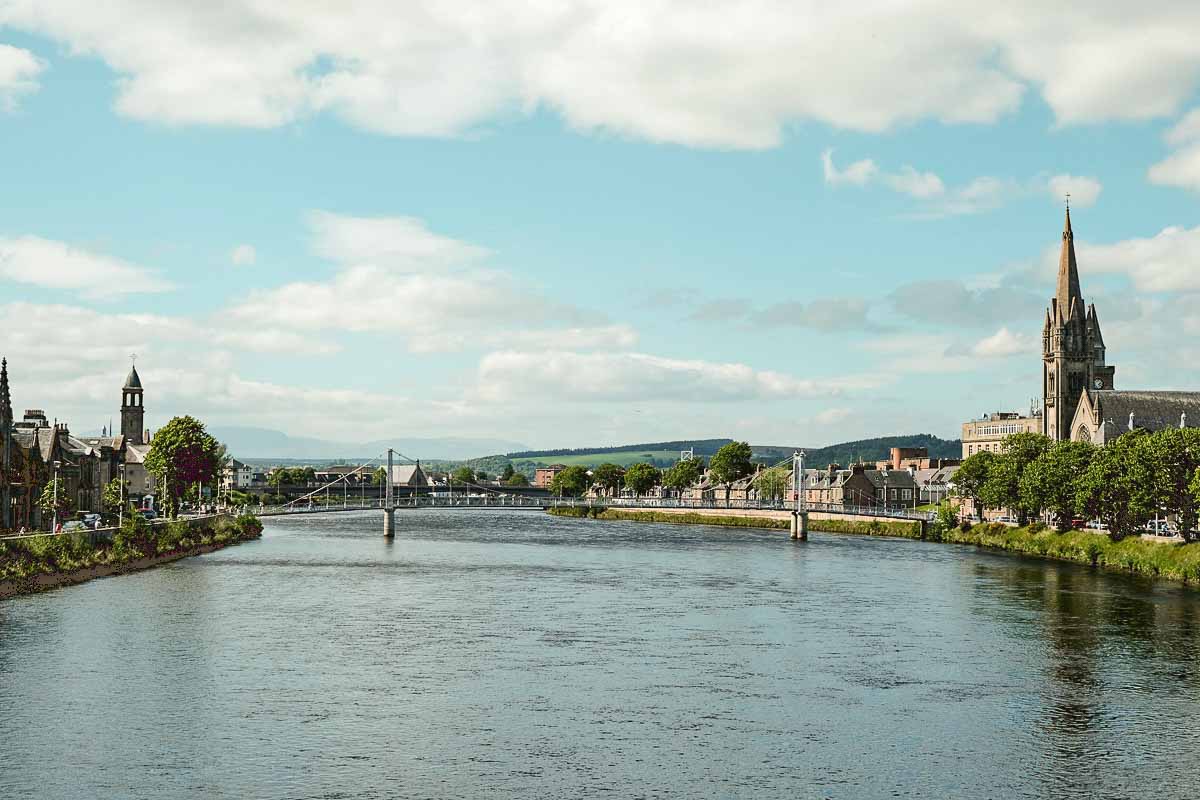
[790,510,808,541]
[383,507,395,539]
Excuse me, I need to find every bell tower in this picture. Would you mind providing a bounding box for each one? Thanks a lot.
[120,358,145,444]
[1042,206,1115,441]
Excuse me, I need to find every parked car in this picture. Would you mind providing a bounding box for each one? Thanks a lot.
[61,520,88,532]
[1070,518,1086,530]
[81,513,102,529]
[994,515,1018,525]
[140,509,158,521]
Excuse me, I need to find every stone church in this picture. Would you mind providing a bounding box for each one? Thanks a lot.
[1041,208,1200,444]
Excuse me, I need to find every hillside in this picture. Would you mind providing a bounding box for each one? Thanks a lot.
[499,434,961,471]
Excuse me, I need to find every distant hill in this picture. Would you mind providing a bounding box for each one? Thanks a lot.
[501,434,961,471]
[208,425,528,461]
[752,434,962,468]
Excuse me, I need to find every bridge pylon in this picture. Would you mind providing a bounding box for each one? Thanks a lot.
[384,448,395,539]
[791,450,808,541]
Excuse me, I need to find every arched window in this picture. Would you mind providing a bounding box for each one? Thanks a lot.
[1075,425,1091,443]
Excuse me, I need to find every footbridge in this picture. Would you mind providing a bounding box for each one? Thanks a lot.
[258,448,932,539]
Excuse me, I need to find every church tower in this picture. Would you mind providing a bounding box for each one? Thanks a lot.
[1042,207,1115,440]
[120,361,145,444]
[1,358,12,530]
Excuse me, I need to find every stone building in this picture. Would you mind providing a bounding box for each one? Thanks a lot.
[1042,207,1116,440]
[961,411,1043,457]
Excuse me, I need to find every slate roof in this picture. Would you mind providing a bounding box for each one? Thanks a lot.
[1092,390,1200,436]
[124,365,142,390]
[125,443,150,464]
[389,464,428,486]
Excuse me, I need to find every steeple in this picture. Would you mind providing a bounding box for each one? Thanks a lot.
[1056,204,1083,321]
[0,358,11,427]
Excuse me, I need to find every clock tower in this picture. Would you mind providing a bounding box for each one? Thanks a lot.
[1042,207,1115,441]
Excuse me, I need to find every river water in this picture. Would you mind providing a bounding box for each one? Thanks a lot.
[3,510,1200,799]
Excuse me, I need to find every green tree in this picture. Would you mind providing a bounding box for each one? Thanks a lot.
[371,466,387,486]
[475,469,489,482]
[102,477,125,518]
[662,457,704,493]
[1019,440,1095,531]
[37,480,75,526]
[451,466,477,485]
[624,463,661,497]
[1075,429,1149,541]
[592,463,625,497]
[549,466,589,497]
[952,450,994,522]
[302,466,317,483]
[753,466,790,503]
[143,415,221,519]
[708,441,753,484]
[503,472,530,488]
[500,463,516,482]
[980,432,1052,524]
[1127,428,1200,540]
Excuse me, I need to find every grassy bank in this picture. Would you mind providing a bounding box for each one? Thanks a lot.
[549,506,1200,586]
[933,522,1200,584]
[548,506,789,530]
[0,514,263,592]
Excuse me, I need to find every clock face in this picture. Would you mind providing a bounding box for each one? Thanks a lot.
[1094,379,1103,389]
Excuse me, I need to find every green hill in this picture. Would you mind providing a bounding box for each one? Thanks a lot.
[494,434,961,472]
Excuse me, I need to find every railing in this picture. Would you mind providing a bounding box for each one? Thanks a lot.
[0,512,232,544]
[253,495,934,521]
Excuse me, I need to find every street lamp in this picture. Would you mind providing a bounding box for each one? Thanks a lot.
[52,460,61,532]
[880,467,889,513]
[118,463,126,528]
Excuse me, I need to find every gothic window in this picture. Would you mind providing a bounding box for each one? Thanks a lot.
[1076,426,1092,443]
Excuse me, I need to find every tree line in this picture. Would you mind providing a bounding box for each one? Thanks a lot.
[954,429,1200,541]
[546,441,763,498]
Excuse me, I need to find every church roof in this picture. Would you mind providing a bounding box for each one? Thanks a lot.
[1055,206,1083,322]
[124,364,143,390]
[389,463,428,486]
[1092,390,1200,435]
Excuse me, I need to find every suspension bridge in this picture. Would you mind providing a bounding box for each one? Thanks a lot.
[254,449,933,540]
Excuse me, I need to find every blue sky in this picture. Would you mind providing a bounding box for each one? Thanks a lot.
[2,3,1199,451]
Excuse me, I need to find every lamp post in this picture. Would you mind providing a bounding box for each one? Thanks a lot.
[52,460,61,532]
[118,463,126,528]
[881,467,889,513]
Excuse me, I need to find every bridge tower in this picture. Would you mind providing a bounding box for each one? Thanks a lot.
[791,450,808,541]
[383,448,395,538]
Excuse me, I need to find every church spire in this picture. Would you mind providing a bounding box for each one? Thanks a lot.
[0,358,11,427]
[1056,204,1083,321]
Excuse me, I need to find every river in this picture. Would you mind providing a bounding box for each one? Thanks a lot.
[2,510,1199,799]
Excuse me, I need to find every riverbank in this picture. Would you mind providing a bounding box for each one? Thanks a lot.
[0,514,263,600]
[547,506,921,537]
[549,507,1200,586]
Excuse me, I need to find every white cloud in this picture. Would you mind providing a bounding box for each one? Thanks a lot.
[0,236,173,298]
[815,407,851,425]
[0,44,43,111]
[225,211,627,352]
[883,166,945,199]
[307,210,487,270]
[970,327,1036,358]
[13,3,1200,148]
[477,350,883,403]
[230,244,256,266]
[1067,223,1200,293]
[1148,142,1200,191]
[822,149,877,186]
[1047,174,1102,207]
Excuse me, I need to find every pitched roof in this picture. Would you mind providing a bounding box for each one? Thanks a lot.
[1092,390,1200,435]
[124,364,143,390]
[389,464,428,486]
